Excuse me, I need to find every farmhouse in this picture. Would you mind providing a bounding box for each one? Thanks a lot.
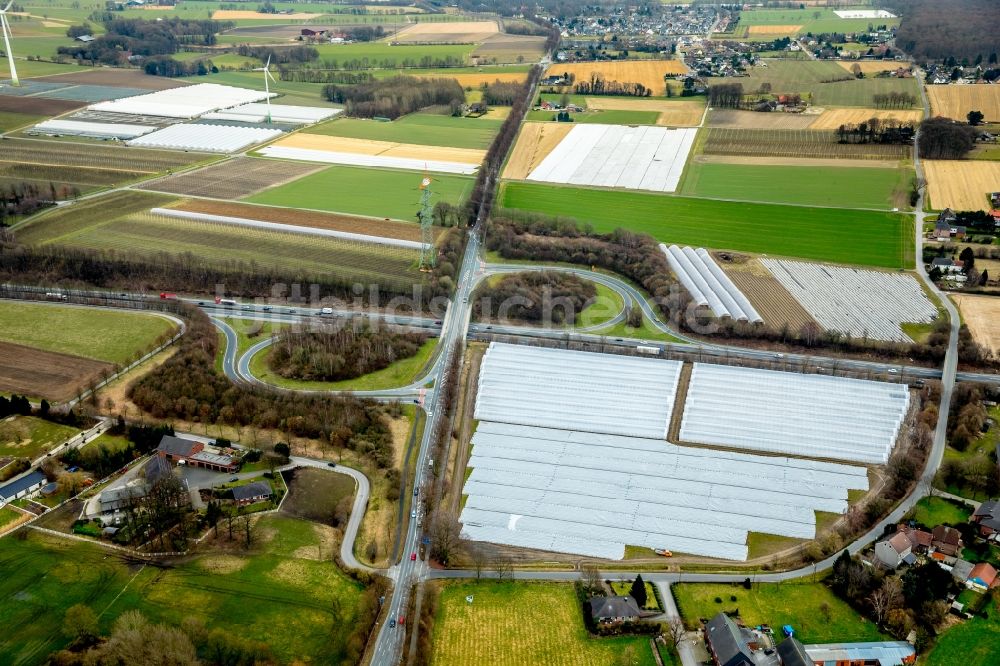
[776,637,810,666]
[231,481,273,506]
[896,524,933,553]
[874,532,914,569]
[156,435,238,473]
[971,499,1000,536]
[932,525,964,557]
[929,257,963,274]
[932,221,966,240]
[704,612,755,666]
[142,455,173,485]
[99,484,147,513]
[803,641,916,665]
[0,470,46,507]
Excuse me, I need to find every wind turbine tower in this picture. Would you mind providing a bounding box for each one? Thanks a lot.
[0,1,19,87]
[418,174,436,270]
[254,54,276,123]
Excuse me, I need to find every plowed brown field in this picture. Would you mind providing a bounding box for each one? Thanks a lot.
[139,157,323,199]
[0,341,112,401]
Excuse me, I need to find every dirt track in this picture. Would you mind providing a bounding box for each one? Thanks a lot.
[0,341,112,401]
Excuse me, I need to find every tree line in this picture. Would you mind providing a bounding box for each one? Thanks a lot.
[268,324,427,382]
[574,74,654,97]
[301,54,466,72]
[143,56,215,77]
[234,44,318,64]
[834,119,915,144]
[279,68,375,84]
[58,18,230,66]
[473,271,596,324]
[0,181,78,226]
[871,92,918,109]
[917,117,978,159]
[323,76,464,119]
[707,82,744,108]
[481,80,524,106]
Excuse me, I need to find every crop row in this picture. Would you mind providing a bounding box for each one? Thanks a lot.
[702,128,911,160]
[0,161,139,187]
[2,139,211,172]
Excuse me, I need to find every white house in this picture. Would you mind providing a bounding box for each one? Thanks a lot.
[875,532,914,569]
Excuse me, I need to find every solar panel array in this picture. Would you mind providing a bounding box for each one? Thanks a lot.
[661,244,764,323]
[526,124,696,192]
[762,258,938,342]
[128,123,283,153]
[474,343,682,439]
[681,363,909,464]
[459,422,869,560]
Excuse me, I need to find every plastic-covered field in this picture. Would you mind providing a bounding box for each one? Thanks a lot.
[35,85,148,103]
[128,123,283,153]
[31,119,156,140]
[761,258,937,342]
[459,422,869,560]
[661,244,763,323]
[681,363,908,464]
[90,83,273,119]
[526,124,696,192]
[474,343,682,439]
[202,103,341,125]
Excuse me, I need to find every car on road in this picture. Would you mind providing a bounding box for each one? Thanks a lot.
[327,462,337,468]
[398,615,405,625]
[389,618,396,628]
[230,476,239,482]
[411,509,417,518]
[433,320,442,325]
[262,305,273,311]
[413,487,419,496]
[888,368,898,374]
[774,353,785,359]
[410,552,417,561]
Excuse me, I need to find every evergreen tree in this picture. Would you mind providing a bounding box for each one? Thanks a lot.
[629,574,647,608]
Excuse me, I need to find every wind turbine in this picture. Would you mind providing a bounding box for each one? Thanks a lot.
[0,0,19,87]
[253,54,276,124]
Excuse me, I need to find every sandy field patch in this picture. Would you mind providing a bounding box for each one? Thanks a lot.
[834,60,909,75]
[503,122,574,180]
[584,97,705,126]
[923,160,1000,211]
[707,109,818,129]
[694,154,903,169]
[272,132,486,165]
[393,20,498,43]
[927,85,1000,123]
[747,24,803,34]
[546,60,687,94]
[198,555,248,574]
[0,341,113,402]
[212,10,324,19]
[952,294,1000,354]
[809,108,923,130]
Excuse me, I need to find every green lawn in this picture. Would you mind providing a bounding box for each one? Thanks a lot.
[310,112,503,149]
[588,316,686,343]
[672,582,885,644]
[0,301,176,364]
[0,505,24,531]
[0,110,45,133]
[926,602,1000,666]
[79,432,132,456]
[0,514,364,665]
[577,283,625,328]
[247,164,474,221]
[0,415,81,460]
[679,162,913,210]
[609,581,662,611]
[730,8,900,36]
[911,496,973,527]
[500,182,912,269]
[431,581,657,666]
[250,337,435,391]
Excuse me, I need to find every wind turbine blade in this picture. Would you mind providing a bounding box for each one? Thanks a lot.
[1,1,12,14]
[265,54,271,69]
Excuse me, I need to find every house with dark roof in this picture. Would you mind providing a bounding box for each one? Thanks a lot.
[776,636,811,666]
[588,596,640,624]
[0,470,46,506]
[896,524,932,552]
[950,558,975,583]
[932,525,963,557]
[157,435,238,473]
[929,257,963,274]
[971,500,1000,536]
[99,484,147,513]
[142,455,173,485]
[875,531,914,569]
[704,612,755,666]
[231,481,273,506]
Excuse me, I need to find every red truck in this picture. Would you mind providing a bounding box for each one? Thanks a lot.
[160,292,177,300]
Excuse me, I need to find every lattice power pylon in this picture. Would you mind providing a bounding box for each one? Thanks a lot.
[418,174,436,269]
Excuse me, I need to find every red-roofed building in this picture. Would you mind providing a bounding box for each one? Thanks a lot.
[969,562,998,589]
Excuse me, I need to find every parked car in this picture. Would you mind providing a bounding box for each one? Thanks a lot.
[410,552,417,561]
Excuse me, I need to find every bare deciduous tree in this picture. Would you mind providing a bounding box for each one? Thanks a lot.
[491,555,513,581]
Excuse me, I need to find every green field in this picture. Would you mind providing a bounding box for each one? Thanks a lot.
[0,505,23,531]
[311,112,503,149]
[79,432,132,457]
[672,582,885,644]
[431,581,657,666]
[910,496,973,527]
[0,110,45,133]
[708,59,919,108]
[0,300,176,364]
[680,162,913,210]
[729,8,900,37]
[248,164,474,221]
[0,515,364,664]
[0,415,80,460]
[371,64,531,80]
[500,182,912,269]
[926,604,1000,666]
[250,337,436,391]
[313,41,475,64]
[526,109,662,125]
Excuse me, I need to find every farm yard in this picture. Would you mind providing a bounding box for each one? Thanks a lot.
[259,133,484,174]
[170,199,430,242]
[545,60,688,95]
[0,517,367,665]
[679,162,913,209]
[708,60,919,108]
[926,85,1000,122]
[309,112,503,150]
[761,259,938,342]
[247,164,473,220]
[951,295,1000,355]
[0,300,176,365]
[500,182,912,268]
[503,122,574,180]
[138,157,325,199]
[923,160,1000,211]
[430,581,658,666]
[701,128,912,161]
